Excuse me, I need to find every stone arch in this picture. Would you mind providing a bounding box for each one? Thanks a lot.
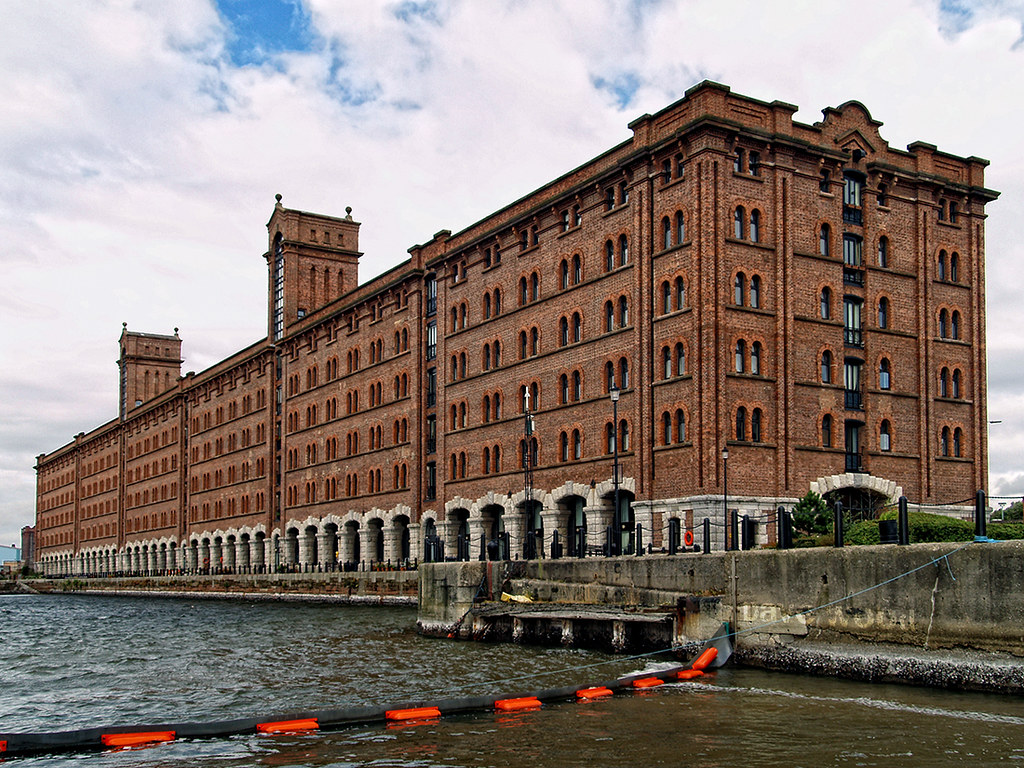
[809,472,902,503]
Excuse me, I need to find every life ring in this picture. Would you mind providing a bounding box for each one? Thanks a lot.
[683,530,694,547]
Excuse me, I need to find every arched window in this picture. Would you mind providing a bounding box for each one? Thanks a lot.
[675,342,686,376]
[662,412,672,445]
[572,370,582,401]
[878,236,888,267]
[750,275,761,308]
[572,253,582,284]
[618,296,629,327]
[560,317,569,347]
[560,259,569,290]
[878,297,889,329]
[675,409,686,443]
[560,374,569,404]
[736,407,747,441]
[879,358,891,390]
[530,327,539,356]
[675,277,685,310]
[560,431,569,462]
[954,427,963,458]
[519,330,528,359]
[750,209,760,242]
[751,342,761,375]
[880,420,891,452]
[952,369,962,398]
[519,276,528,306]
[751,408,762,442]
[662,216,672,250]
[493,288,501,315]
[676,211,685,244]
[820,224,830,256]
[619,357,630,389]
[606,421,616,454]
[735,273,745,306]
[939,309,948,338]
[734,206,744,239]
[618,234,629,266]
[822,414,832,447]
[735,340,745,373]
[941,426,950,457]
[573,429,582,460]
[950,252,959,283]
[821,350,832,383]
[483,344,491,371]
[821,287,831,319]
[940,367,949,397]
[605,361,615,392]
[573,312,582,343]
[951,311,960,340]
[938,250,947,281]
[605,240,614,271]
[531,272,539,301]
[604,301,614,332]
[484,293,492,319]
[662,281,671,314]
[619,419,630,452]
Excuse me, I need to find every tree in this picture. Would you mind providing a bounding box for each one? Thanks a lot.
[793,491,830,535]
[996,500,1023,522]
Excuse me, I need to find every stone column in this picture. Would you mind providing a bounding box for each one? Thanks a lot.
[317,533,332,568]
[224,540,236,572]
[339,528,357,564]
[541,507,563,557]
[505,513,527,559]
[586,505,612,553]
[407,522,421,561]
[358,528,376,567]
[238,539,250,572]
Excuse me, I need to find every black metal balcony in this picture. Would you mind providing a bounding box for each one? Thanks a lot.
[845,452,863,472]
[844,328,863,347]
[843,206,863,226]
[844,389,863,410]
[843,267,864,286]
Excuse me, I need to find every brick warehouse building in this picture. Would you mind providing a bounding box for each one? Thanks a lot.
[34,81,997,576]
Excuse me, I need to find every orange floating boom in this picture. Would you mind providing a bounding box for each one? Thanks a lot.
[676,669,704,680]
[576,687,614,700]
[691,647,719,671]
[631,677,664,689]
[494,697,542,712]
[256,718,319,734]
[386,707,442,721]
[100,731,175,748]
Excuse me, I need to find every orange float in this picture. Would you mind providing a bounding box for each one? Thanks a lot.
[631,677,664,689]
[575,686,613,700]
[256,718,319,734]
[101,731,175,748]
[691,647,719,671]
[494,697,542,712]
[386,707,442,721]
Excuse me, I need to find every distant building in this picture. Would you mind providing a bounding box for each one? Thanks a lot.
[21,526,35,571]
[33,81,997,577]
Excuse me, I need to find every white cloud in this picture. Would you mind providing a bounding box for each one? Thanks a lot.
[1,0,1023,546]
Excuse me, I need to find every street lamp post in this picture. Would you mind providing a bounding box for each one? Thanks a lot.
[722,446,730,551]
[523,390,536,559]
[610,385,620,555]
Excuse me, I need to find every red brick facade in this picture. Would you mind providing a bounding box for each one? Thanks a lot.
[34,82,997,575]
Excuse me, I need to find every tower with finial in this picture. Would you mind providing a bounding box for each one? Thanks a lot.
[117,324,183,419]
[265,194,362,342]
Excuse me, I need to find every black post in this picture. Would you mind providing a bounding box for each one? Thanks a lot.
[702,517,711,554]
[898,496,910,545]
[741,515,752,550]
[502,531,511,560]
[478,533,486,561]
[668,522,679,555]
[833,499,844,547]
[778,506,792,550]
[551,530,561,559]
[635,523,643,557]
[730,509,739,552]
[975,489,987,540]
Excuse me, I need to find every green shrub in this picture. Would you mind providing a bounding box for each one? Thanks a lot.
[845,520,881,545]
[793,491,830,535]
[988,522,1024,540]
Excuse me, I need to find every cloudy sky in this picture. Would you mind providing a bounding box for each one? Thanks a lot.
[2,0,1023,547]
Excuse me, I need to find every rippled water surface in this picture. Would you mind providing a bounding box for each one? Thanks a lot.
[3,594,1023,767]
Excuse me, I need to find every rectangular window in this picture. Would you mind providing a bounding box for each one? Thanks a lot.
[844,362,863,410]
[426,415,436,454]
[426,321,437,360]
[843,234,862,267]
[425,462,436,500]
[426,367,436,407]
[843,173,863,224]
[425,276,437,316]
[843,297,863,347]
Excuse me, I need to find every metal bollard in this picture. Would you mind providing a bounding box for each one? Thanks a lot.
[729,509,739,551]
[702,517,711,554]
[898,496,910,545]
[833,499,844,547]
[778,506,793,550]
[975,489,987,540]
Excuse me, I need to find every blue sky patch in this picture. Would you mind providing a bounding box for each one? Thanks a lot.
[215,0,315,67]
[592,72,642,110]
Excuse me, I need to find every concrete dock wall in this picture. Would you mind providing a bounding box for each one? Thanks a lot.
[418,541,1024,655]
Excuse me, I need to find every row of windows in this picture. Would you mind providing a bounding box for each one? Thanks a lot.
[819,416,967,458]
[190,459,267,493]
[288,463,411,505]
